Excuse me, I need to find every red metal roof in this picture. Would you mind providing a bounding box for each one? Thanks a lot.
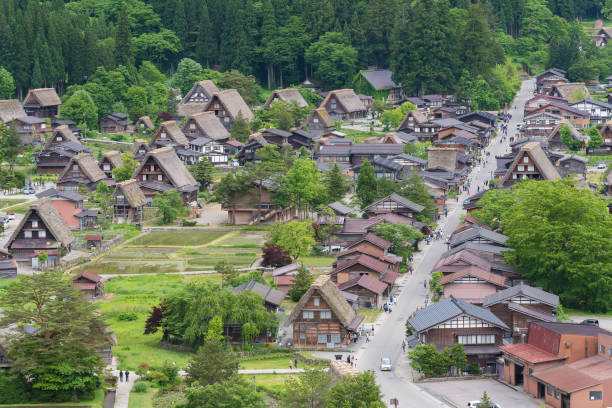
[381,271,399,285]
[336,246,399,266]
[532,356,612,393]
[338,275,387,295]
[500,343,566,364]
[346,232,392,251]
[273,275,295,286]
[85,234,102,241]
[333,253,391,276]
[442,283,497,303]
[72,270,103,283]
[438,266,506,287]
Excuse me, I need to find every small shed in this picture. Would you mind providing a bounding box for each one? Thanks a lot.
[85,234,102,249]
[72,271,104,299]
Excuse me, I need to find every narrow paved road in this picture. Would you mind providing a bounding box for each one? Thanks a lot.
[357,79,535,407]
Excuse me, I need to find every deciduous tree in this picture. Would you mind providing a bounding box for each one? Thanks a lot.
[356,159,378,208]
[281,368,331,408]
[287,267,314,302]
[327,371,385,408]
[152,190,188,224]
[112,152,138,182]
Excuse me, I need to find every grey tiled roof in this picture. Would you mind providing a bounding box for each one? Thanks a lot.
[328,201,354,215]
[441,242,509,258]
[482,283,559,308]
[232,280,285,307]
[391,153,427,165]
[408,296,509,332]
[363,193,425,213]
[449,227,508,248]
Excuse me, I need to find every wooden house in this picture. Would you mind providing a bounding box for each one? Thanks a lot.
[334,246,400,273]
[354,69,403,103]
[232,280,285,312]
[348,143,404,166]
[553,154,587,178]
[23,88,61,118]
[531,101,590,130]
[483,283,559,342]
[182,111,230,142]
[51,119,81,138]
[133,147,199,204]
[338,275,387,308]
[302,108,335,137]
[524,94,568,114]
[5,198,75,267]
[99,112,128,133]
[100,151,123,178]
[223,179,297,224]
[286,275,364,349]
[546,122,586,150]
[85,234,102,249]
[35,188,85,230]
[352,157,404,181]
[56,153,108,192]
[458,111,497,128]
[205,89,254,130]
[570,98,612,125]
[595,123,612,153]
[362,193,425,221]
[449,227,508,249]
[35,125,91,174]
[407,296,510,373]
[320,89,367,120]
[344,233,392,257]
[0,99,26,124]
[437,266,508,305]
[331,253,395,286]
[549,83,590,103]
[523,111,563,138]
[113,179,147,224]
[150,120,189,149]
[272,263,301,294]
[389,153,427,170]
[10,116,50,144]
[177,80,220,117]
[72,271,104,300]
[134,116,155,134]
[500,322,612,402]
[130,139,150,161]
[535,68,567,94]
[263,88,308,109]
[500,142,560,186]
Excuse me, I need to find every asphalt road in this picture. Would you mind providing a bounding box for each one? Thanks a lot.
[357,79,536,408]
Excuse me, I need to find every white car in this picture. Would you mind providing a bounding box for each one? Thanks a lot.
[380,357,392,371]
[597,162,606,169]
[467,401,501,408]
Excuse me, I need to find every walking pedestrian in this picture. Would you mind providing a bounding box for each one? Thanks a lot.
[423,280,427,288]
[125,371,129,381]
[119,370,123,382]
[366,334,370,343]
[354,358,358,369]
[294,358,298,368]
[289,360,293,369]
[402,340,406,352]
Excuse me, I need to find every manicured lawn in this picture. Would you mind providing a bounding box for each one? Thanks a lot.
[300,256,335,268]
[240,356,316,370]
[358,308,384,323]
[129,230,229,246]
[250,373,294,395]
[0,198,26,209]
[128,387,156,408]
[339,127,384,143]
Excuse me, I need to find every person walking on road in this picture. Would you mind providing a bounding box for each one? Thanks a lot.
[294,358,298,369]
[402,340,406,352]
[423,280,427,288]
[289,360,293,369]
[119,370,123,382]
[125,371,129,381]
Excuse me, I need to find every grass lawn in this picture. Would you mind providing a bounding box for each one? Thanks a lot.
[128,387,156,408]
[240,356,316,370]
[4,201,32,214]
[575,152,612,163]
[250,373,295,396]
[300,256,335,268]
[339,127,384,143]
[81,260,183,275]
[0,198,26,209]
[129,230,229,246]
[358,308,384,323]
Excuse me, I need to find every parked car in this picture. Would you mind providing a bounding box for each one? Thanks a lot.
[467,401,500,408]
[380,357,392,371]
[597,162,606,169]
[23,186,35,194]
[582,318,599,326]
[6,211,15,220]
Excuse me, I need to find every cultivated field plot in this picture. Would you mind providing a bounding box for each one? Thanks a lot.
[129,230,229,246]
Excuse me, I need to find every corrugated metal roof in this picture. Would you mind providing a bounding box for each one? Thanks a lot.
[482,283,559,308]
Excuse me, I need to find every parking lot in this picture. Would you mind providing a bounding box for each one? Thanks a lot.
[420,378,542,408]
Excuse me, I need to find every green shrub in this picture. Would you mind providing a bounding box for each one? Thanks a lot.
[160,361,179,384]
[117,312,138,321]
[0,372,30,404]
[468,362,481,375]
[136,363,150,375]
[133,381,148,393]
[182,220,197,227]
[146,370,169,386]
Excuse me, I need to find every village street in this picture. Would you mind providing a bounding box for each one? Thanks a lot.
[355,78,537,407]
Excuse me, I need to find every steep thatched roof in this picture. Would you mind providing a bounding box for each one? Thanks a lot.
[0,100,26,123]
[53,125,79,143]
[552,83,590,102]
[501,142,560,185]
[115,179,147,207]
[137,147,197,190]
[214,89,254,121]
[322,89,367,113]
[102,151,123,168]
[177,102,207,117]
[24,88,61,107]
[398,110,427,130]
[130,139,149,155]
[264,88,308,109]
[303,108,334,128]
[5,197,75,248]
[181,80,220,104]
[286,275,356,328]
[188,111,230,141]
[136,116,154,129]
[59,153,106,184]
[153,121,189,148]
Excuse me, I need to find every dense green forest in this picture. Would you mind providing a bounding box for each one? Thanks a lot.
[0,0,611,104]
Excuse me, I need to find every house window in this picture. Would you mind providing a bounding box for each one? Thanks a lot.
[590,391,602,400]
[303,311,314,319]
[32,220,38,228]
[190,123,195,129]
[601,345,606,353]
[518,165,524,171]
[57,136,62,141]
[73,164,79,171]
[457,334,495,344]
[224,117,230,123]
[24,230,32,238]
[331,334,340,343]
[150,165,154,171]
[313,118,319,123]
[103,164,110,171]
[547,386,552,396]
[300,333,305,339]
[331,102,336,110]
[313,298,320,306]
[528,368,533,376]
[523,156,529,163]
[554,390,559,399]
[142,174,147,181]
[317,334,327,343]
[157,174,163,181]
[528,165,534,171]
[160,132,166,139]
[320,311,331,319]
[38,230,46,238]
[504,359,509,366]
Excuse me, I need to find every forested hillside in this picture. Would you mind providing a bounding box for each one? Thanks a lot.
[0,0,611,101]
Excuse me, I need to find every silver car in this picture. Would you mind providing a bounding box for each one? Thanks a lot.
[380,357,392,371]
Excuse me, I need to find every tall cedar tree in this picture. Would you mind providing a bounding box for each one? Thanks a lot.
[190,157,214,187]
[115,8,134,68]
[356,159,378,208]
[324,164,351,202]
[185,338,239,385]
[196,2,216,66]
[0,272,107,400]
[287,267,314,302]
